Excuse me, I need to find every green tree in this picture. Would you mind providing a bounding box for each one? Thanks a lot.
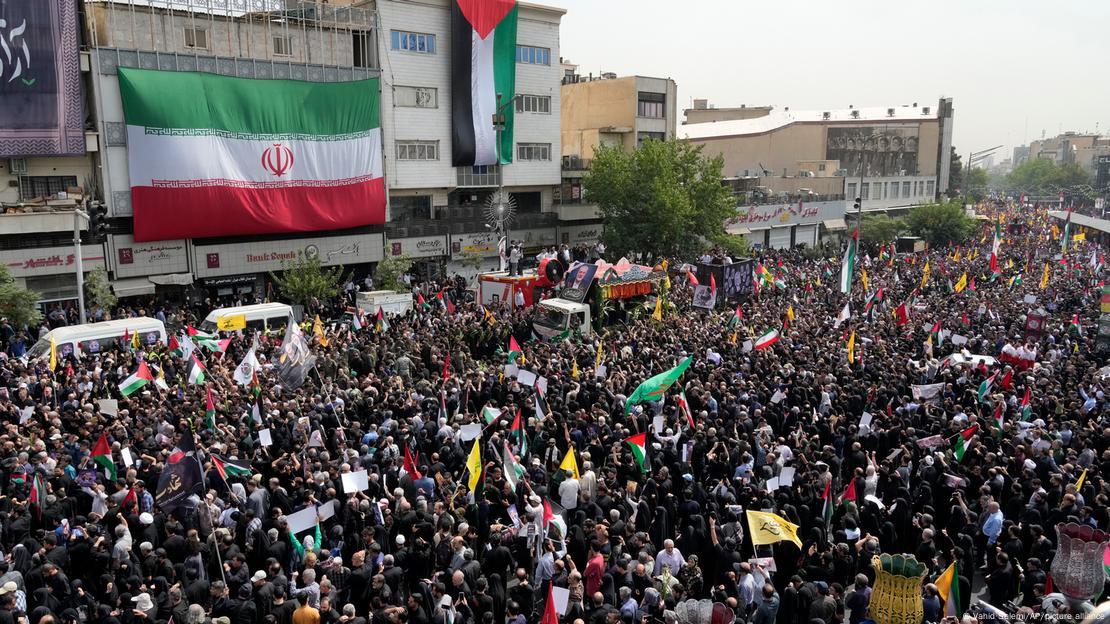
[374,253,413,292]
[904,202,976,247]
[859,214,905,244]
[270,251,344,311]
[584,140,736,261]
[1006,159,1090,194]
[84,266,117,315]
[0,264,42,327]
[948,147,963,196]
[711,233,751,258]
[964,167,989,202]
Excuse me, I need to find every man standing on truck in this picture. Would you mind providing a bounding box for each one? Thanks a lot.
[509,242,522,277]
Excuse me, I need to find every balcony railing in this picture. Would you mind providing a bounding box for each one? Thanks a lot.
[456,166,502,188]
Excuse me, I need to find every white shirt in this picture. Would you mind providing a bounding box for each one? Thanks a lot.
[558,477,580,510]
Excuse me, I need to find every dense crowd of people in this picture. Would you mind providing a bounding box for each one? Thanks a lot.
[0,204,1106,624]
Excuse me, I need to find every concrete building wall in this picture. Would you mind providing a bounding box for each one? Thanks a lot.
[560,76,636,158]
[684,105,773,125]
[0,156,93,206]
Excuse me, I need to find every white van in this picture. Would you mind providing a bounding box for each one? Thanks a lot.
[28,318,167,360]
[201,303,295,333]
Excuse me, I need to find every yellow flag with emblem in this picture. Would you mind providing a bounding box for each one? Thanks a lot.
[786,305,795,322]
[745,510,802,548]
[595,340,604,369]
[652,296,663,321]
[847,331,856,364]
[313,315,329,347]
[466,435,483,491]
[954,272,967,293]
[560,447,580,479]
[1040,263,1050,289]
[861,268,869,292]
[920,261,930,288]
[217,315,247,331]
[49,336,58,371]
[571,359,579,379]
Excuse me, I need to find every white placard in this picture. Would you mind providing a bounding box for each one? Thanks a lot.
[742,340,753,353]
[750,557,777,572]
[859,411,873,429]
[307,430,324,447]
[535,376,548,395]
[516,370,537,386]
[595,365,607,379]
[317,500,338,522]
[864,494,886,509]
[770,390,785,404]
[551,586,570,616]
[341,470,370,494]
[98,399,119,416]
[779,467,795,487]
[765,477,780,491]
[19,406,33,424]
[259,428,273,447]
[459,423,482,441]
[503,364,519,377]
[285,506,320,534]
[951,334,968,346]
[1023,294,1037,304]
[652,415,665,433]
[121,448,134,467]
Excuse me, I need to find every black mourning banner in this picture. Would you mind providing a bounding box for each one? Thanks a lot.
[697,260,754,300]
[0,0,85,156]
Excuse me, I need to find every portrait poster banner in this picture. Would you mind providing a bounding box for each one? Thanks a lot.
[0,0,86,156]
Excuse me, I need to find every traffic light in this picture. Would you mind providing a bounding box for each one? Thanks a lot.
[854,197,862,212]
[88,201,108,243]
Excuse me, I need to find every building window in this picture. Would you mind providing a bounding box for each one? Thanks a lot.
[926,180,935,196]
[637,131,665,147]
[515,94,551,114]
[272,34,293,56]
[20,175,78,200]
[891,183,900,199]
[818,163,826,172]
[183,26,208,50]
[352,30,373,68]
[872,183,881,200]
[847,182,857,200]
[860,183,868,199]
[902,181,911,197]
[394,86,437,108]
[517,143,551,161]
[390,30,436,54]
[637,91,665,118]
[516,45,550,65]
[390,195,432,221]
[396,140,439,161]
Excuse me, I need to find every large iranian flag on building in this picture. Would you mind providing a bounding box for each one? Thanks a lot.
[451,0,518,166]
[118,68,384,242]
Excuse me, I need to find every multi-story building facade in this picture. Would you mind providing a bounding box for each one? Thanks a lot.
[1013,132,1110,178]
[680,99,955,249]
[0,0,567,311]
[556,67,678,249]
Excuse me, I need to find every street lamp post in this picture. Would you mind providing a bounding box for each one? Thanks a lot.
[493,93,521,270]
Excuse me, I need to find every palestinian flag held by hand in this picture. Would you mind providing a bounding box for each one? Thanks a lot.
[840,228,858,293]
[625,432,648,474]
[992,401,1005,434]
[211,453,252,483]
[820,480,834,526]
[118,361,155,397]
[375,307,390,333]
[1020,387,1033,421]
[841,478,857,503]
[999,369,1013,390]
[953,424,979,462]
[1068,314,1082,335]
[29,473,46,518]
[92,432,118,481]
[977,372,997,403]
[507,336,522,362]
[205,386,217,430]
[451,0,519,167]
[187,354,207,385]
[403,445,423,480]
[863,288,884,315]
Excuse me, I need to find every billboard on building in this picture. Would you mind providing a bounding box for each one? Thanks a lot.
[0,0,86,157]
[825,126,919,177]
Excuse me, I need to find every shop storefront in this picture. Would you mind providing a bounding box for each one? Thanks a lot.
[192,233,385,302]
[108,234,191,299]
[557,223,603,248]
[386,234,449,281]
[1,244,107,304]
[725,200,847,249]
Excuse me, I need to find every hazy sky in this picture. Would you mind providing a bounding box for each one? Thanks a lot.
[544,0,1110,164]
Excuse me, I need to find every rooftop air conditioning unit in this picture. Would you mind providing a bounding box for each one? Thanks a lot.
[851,110,860,119]
[922,106,931,115]
[822,111,831,120]
[887,108,895,117]
[8,158,27,175]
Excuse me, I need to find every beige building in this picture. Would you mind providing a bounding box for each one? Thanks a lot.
[1016,132,1110,177]
[560,69,678,163]
[681,99,955,213]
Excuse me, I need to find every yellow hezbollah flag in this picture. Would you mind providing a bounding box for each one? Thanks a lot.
[466,435,483,491]
[571,359,579,379]
[847,331,856,364]
[595,340,604,369]
[954,272,967,293]
[1040,263,1050,289]
[1076,468,1087,491]
[1073,231,1086,242]
[652,296,663,321]
[746,510,802,548]
[560,447,580,480]
[217,315,247,331]
[861,269,869,293]
[920,261,930,288]
[313,315,329,347]
[49,336,58,371]
[786,305,795,322]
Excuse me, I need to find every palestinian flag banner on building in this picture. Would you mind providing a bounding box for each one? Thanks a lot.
[451,0,519,166]
[118,68,385,242]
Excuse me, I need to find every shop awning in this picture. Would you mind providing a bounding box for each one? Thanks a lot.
[111,277,156,297]
[726,225,751,235]
[823,218,848,231]
[149,273,194,286]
